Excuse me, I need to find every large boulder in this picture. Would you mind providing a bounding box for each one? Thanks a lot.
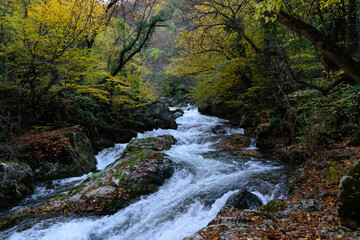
[135,102,177,130]
[338,160,360,230]
[21,126,97,181]
[0,161,34,210]
[226,189,263,210]
[1,135,177,227]
[256,123,290,148]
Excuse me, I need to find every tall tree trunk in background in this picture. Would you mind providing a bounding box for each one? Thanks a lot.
[273,10,360,83]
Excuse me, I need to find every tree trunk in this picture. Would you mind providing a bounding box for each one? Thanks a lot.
[273,10,360,83]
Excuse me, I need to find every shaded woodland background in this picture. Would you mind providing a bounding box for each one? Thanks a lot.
[1,0,360,149]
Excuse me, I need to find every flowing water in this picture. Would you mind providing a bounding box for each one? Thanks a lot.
[1,107,288,240]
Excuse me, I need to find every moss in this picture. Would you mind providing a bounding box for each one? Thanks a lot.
[253,211,277,221]
[134,150,149,159]
[69,184,85,196]
[114,157,133,169]
[258,200,286,213]
[128,162,137,171]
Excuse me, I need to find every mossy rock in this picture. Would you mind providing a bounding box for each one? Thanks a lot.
[338,160,360,230]
[1,135,177,225]
[258,199,286,213]
[123,135,176,155]
[0,161,34,210]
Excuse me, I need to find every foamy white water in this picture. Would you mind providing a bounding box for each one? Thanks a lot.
[2,107,287,240]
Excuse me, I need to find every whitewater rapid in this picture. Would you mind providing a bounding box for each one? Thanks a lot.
[2,107,287,240]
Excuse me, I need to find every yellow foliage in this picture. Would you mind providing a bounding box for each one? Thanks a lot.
[169,0,267,108]
[1,0,106,95]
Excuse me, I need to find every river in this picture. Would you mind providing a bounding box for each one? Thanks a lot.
[1,107,287,240]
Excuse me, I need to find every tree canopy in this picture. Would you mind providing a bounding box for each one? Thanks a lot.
[0,0,359,146]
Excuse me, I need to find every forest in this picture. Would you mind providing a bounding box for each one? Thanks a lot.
[0,0,360,239]
[1,0,360,147]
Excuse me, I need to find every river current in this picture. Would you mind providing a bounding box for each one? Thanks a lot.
[1,107,287,240]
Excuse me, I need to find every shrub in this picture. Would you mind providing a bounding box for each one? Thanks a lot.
[19,129,71,162]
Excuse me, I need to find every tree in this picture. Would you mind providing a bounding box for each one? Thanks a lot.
[97,0,170,82]
[0,0,107,116]
[168,0,273,109]
[255,0,360,82]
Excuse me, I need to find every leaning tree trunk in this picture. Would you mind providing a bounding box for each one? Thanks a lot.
[273,10,360,83]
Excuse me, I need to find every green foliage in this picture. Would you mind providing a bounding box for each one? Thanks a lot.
[325,161,343,187]
[157,73,193,104]
[258,200,286,213]
[30,126,53,133]
[290,82,360,145]
[73,95,100,127]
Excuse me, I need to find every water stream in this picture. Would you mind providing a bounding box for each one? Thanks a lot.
[1,107,287,240]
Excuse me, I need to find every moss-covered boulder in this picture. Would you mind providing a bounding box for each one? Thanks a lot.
[123,135,176,154]
[0,161,34,210]
[338,160,360,230]
[1,135,177,228]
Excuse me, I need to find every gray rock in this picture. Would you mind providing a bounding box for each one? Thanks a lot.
[123,135,176,155]
[0,161,33,210]
[301,198,323,212]
[276,198,323,219]
[226,189,263,210]
[171,108,184,119]
[259,220,277,229]
[136,102,177,130]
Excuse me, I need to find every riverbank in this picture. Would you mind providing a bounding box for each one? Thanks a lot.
[1,107,288,239]
[186,142,360,239]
